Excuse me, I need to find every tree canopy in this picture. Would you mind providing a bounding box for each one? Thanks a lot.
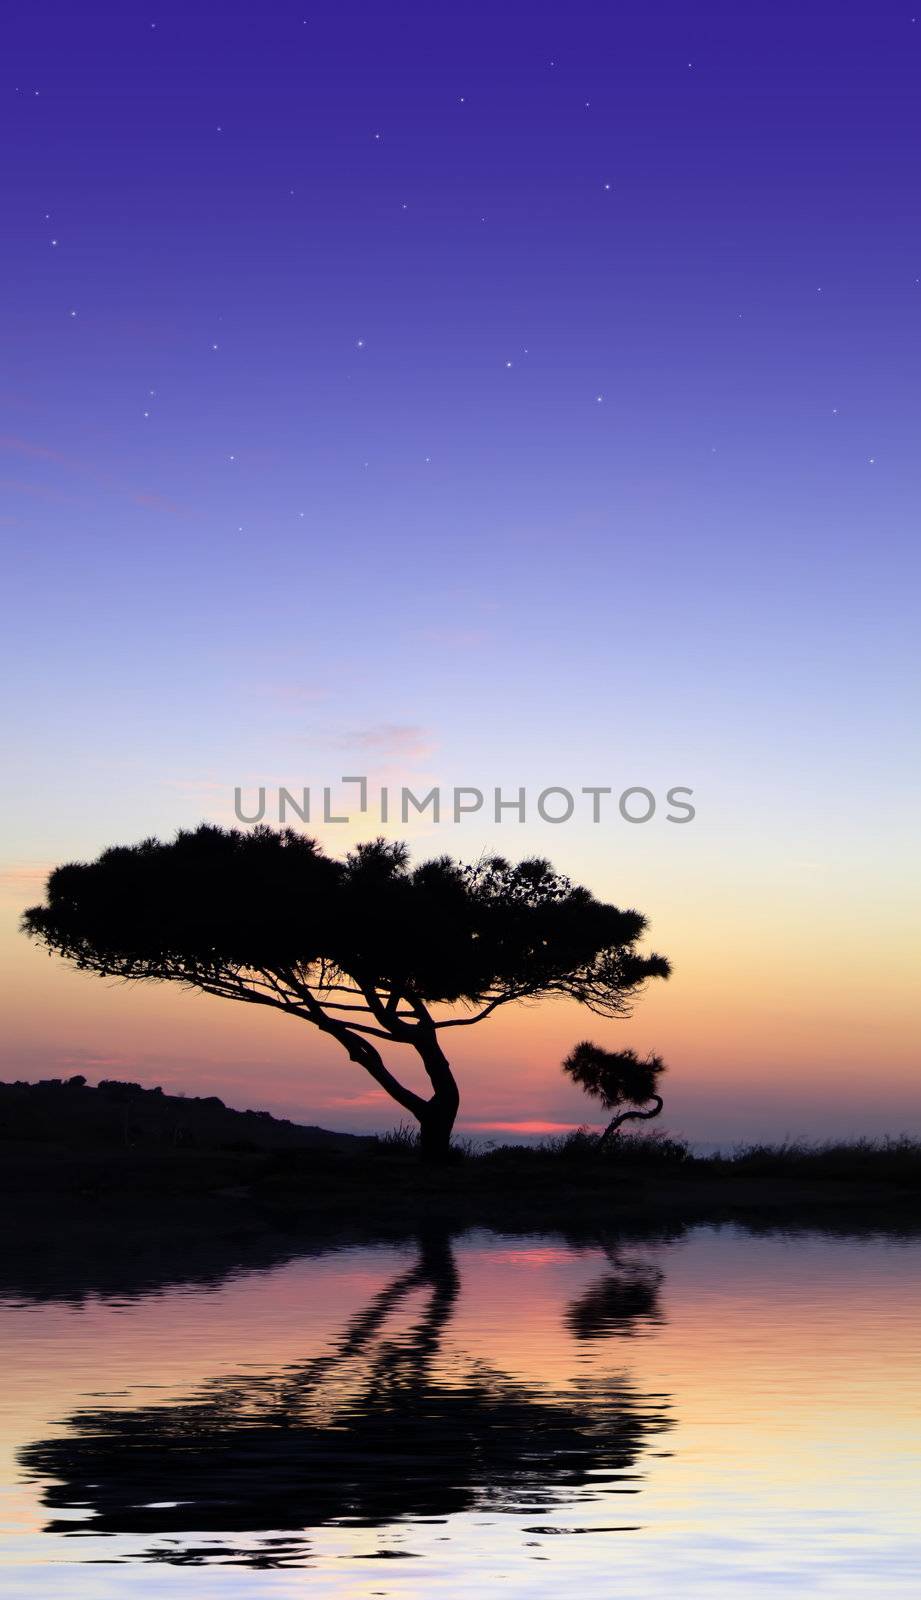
[23,825,670,1155]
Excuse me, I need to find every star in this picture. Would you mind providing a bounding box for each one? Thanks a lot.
[595,394,603,403]
[50,238,59,247]
[211,342,219,350]
[68,308,76,317]
[505,360,513,368]
[868,456,876,464]
[143,410,150,419]
[356,338,365,349]
[603,182,611,191]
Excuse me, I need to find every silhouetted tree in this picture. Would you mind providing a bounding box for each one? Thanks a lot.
[22,826,669,1159]
[563,1042,665,1149]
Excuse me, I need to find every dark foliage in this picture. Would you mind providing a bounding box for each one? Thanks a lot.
[563,1042,665,1111]
[706,1136,921,1180]
[22,828,668,1010]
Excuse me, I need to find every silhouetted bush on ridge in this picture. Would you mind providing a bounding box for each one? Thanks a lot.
[0,1077,368,1153]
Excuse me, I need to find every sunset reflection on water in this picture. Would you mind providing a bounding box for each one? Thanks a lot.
[1,1225,918,1596]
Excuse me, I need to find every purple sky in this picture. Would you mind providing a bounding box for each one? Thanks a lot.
[1,3,919,1140]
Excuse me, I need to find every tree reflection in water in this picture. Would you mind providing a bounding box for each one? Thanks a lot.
[20,1230,670,1567]
[566,1254,665,1340]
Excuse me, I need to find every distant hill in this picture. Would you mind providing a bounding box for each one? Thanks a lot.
[0,1077,370,1153]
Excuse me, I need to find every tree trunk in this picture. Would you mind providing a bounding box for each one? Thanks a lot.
[597,1095,663,1151]
[417,1096,459,1161]
[414,1033,460,1162]
[312,999,459,1162]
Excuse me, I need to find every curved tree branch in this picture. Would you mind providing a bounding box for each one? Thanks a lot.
[597,1095,664,1150]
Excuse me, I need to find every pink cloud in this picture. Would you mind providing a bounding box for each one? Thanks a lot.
[319,1090,390,1109]
[414,624,487,648]
[133,490,181,514]
[258,684,331,707]
[0,435,187,516]
[463,1119,594,1136]
[0,434,71,466]
[0,476,81,505]
[334,724,436,762]
[0,862,53,894]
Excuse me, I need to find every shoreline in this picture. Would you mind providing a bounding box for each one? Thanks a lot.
[2,1142,918,1300]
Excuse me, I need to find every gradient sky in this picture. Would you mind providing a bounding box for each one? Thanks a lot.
[1,2,919,1142]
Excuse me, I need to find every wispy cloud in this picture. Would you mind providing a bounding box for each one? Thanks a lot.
[0,434,72,466]
[319,1090,390,1110]
[0,862,52,894]
[0,434,187,517]
[414,624,488,649]
[463,1119,594,1136]
[0,475,82,505]
[57,1053,140,1071]
[258,684,331,707]
[132,490,181,514]
[333,724,436,762]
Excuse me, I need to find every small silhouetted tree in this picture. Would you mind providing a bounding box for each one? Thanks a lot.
[563,1041,665,1149]
[23,825,670,1159]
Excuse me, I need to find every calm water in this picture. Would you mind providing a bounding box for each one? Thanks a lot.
[0,1225,918,1597]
